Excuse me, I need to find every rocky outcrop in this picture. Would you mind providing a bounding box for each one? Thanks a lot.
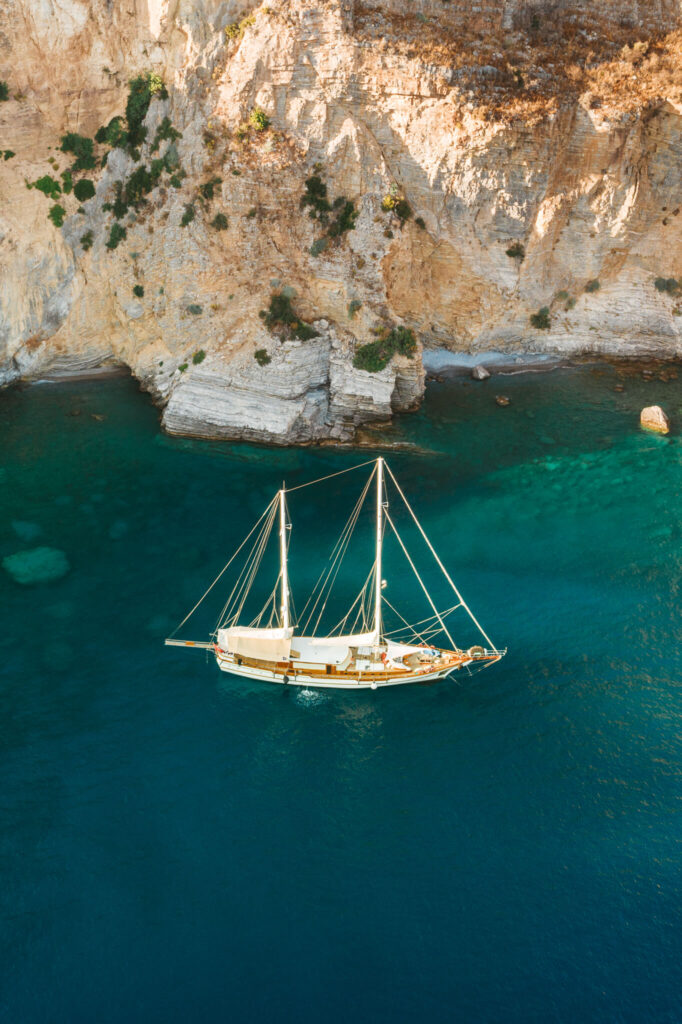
[2,0,682,443]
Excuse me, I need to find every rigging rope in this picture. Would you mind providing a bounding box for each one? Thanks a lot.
[214,498,278,632]
[169,493,279,638]
[384,508,460,652]
[284,458,377,493]
[300,470,375,636]
[382,599,462,645]
[385,463,498,650]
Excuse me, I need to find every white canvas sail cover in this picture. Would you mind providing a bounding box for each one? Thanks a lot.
[291,632,378,666]
[218,626,293,661]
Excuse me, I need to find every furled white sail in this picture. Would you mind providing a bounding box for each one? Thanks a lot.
[218,626,293,661]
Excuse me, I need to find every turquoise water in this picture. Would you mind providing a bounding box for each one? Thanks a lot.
[1,367,681,1022]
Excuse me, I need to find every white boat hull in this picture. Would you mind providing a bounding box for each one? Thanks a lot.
[215,651,471,689]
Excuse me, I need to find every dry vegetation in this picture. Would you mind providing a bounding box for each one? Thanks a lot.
[353,1,682,122]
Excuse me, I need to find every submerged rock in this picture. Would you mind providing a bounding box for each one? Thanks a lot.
[472,365,491,380]
[495,395,511,407]
[2,547,70,585]
[11,521,43,542]
[640,406,669,434]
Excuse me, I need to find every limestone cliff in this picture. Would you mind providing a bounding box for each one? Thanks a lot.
[1,0,682,442]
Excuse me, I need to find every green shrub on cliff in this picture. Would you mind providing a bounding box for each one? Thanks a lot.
[530,307,551,329]
[80,230,94,251]
[260,292,319,341]
[199,176,222,202]
[654,277,681,296]
[126,73,167,148]
[225,16,255,41]
[74,178,96,202]
[133,284,144,298]
[48,204,66,228]
[192,349,206,363]
[506,242,525,260]
[249,107,270,132]
[254,349,271,366]
[211,213,228,230]
[0,82,9,101]
[60,133,96,171]
[301,175,357,241]
[3,150,15,160]
[151,116,181,154]
[31,175,62,200]
[353,325,416,373]
[301,176,331,219]
[95,116,129,149]
[106,222,127,250]
[328,198,358,237]
[585,279,600,293]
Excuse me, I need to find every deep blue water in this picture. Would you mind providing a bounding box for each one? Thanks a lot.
[1,366,681,1023]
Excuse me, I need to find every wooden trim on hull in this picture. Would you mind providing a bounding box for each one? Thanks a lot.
[214,649,502,689]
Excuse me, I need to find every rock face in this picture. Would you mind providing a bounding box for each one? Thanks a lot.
[2,0,682,442]
[640,405,670,433]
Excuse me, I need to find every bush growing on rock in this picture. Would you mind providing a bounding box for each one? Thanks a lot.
[126,73,167,148]
[96,116,129,149]
[301,174,357,240]
[0,81,9,101]
[192,349,206,363]
[181,203,195,227]
[187,304,203,315]
[654,276,681,296]
[585,278,600,293]
[106,222,127,250]
[260,292,319,341]
[415,216,426,230]
[506,242,525,259]
[530,306,551,329]
[3,149,15,160]
[301,176,331,219]
[353,325,417,373]
[199,176,222,202]
[31,175,61,200]
[80,230,94,251]
[254,349,271,366]
[249,107,270,132]
[151,116,181,154]
[74,178,96,202]
[48,204,66,227]
[225,15,255,41]
[381,186,412,223]
[60,133,96,171]
[328,197,358,237]
[211,213,228,230]
[133,284,144,298]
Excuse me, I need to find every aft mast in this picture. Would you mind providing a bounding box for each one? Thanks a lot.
[374,457,383,642]
[279,488,290,630]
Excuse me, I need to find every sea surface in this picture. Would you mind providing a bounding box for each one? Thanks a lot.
[1,365,681,1023]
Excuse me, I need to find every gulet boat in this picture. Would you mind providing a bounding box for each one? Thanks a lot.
[165,458,505,689]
